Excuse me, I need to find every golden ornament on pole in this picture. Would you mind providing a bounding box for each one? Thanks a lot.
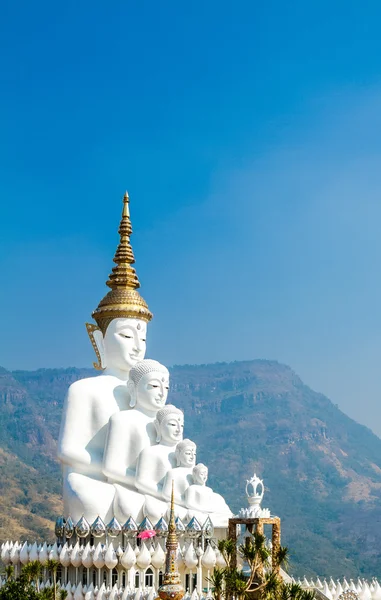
[157,482,185,600]
[86,191,153,367]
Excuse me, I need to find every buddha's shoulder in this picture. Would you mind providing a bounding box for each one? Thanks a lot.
[67,375,116,397]
[140,443,158,457]
[109,409,139,425]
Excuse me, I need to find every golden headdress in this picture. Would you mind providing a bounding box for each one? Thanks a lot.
[86,192,153,368]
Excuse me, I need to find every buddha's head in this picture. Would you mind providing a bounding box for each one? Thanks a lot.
[89,318,147,372]
[128,359,169,412]
[193,463,208,486]
[175,439,197,467]
[86,193,152,374]
[154,405,184,445]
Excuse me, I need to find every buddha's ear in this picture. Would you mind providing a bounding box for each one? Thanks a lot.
[127,380,136,408]
[86,323,106,370]
[175,450,181,467]
[154,420,161,443]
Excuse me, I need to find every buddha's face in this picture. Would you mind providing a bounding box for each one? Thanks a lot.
[159,413,184,445]
[136,371,170,412]
[102,318,147,372]
[194,466,208,486]
[177,445,196,467]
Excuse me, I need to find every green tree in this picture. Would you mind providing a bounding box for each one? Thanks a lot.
[22,561,42,591]
[0,572,40,600]
[4,565,14,581]
[0,563,67,600]
[208,533,315,600]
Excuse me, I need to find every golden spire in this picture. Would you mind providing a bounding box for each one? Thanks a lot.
[166,482,178,568]
[157,482,184,600]
[91,191,153,334]
[106,191,140,290]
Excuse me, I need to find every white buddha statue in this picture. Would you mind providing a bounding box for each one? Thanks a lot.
[58,192,153,523]
[162,439,196,504]
[185,463,232,528]
[103,359,170,522]
[135,405,184,522]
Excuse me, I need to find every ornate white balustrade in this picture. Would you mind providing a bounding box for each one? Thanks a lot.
[0,531,224,598]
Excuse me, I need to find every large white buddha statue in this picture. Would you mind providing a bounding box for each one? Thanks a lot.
[136,405,184,522]
[58,192,153,523]
[103,359,170,522]
[185,463,233,528]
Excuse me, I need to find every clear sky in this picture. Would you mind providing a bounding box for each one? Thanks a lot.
[1,1,381,433]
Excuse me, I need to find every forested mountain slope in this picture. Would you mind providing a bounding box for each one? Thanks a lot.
[1,361,381,578]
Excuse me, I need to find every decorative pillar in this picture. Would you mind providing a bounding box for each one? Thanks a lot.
[157,483,185,600]
[271,517,281,574]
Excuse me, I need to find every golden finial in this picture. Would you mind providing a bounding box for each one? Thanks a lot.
[157,481,184,600]
[89,191,153,336]
[169,482,176,531]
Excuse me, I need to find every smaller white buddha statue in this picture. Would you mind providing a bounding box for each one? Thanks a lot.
[185,463,232,528]
[103,359,170,485]
[104,359,170,523]
[135,405,184,522]
[162,439,196,504]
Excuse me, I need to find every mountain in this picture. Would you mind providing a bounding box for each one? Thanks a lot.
[1,360,381,578]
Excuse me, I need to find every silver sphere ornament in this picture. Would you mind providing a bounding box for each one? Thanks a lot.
[75,516,91,538]
[91,516,106,538]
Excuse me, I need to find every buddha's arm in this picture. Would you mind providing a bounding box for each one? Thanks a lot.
[102,416,136,487]
[212,492,232,513]
[58,386,94,471]
[185,486,213,511]
[161,471,174,502]
[184,486,199,511]
[135,449,160,497]
[162,472,187,506]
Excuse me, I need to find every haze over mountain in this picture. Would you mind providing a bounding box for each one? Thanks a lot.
[1,360,381,578]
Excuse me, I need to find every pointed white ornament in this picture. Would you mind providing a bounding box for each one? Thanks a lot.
[121,586,131,600]
[84,582,95,600]
[372,582,381,600]
[322,581,333,600]
[147,588,157,600]
[109,584,119,600]
[49,542,59,561]
[74,582,84,600]
[334,582,343,600]
[134,587,143,600]
[151,543,165,569]
[136,542,151,569]
[71,541,82,568]
[121,543,136,569]
[93,542,105,569]
[60,542,71,568]
[19,541,29,565]
[184,543,198,569]
[0,542,10,565]
[98,583,108,600]
[201,544,216,569]
[104,542,118,569]
[10,541,20,565]
[29,542,39,562]
[82,542,93,568]
[65,581,74,600]
[39,542,49,566]
[215,549,226,568]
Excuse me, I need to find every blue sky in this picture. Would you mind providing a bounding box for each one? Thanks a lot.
[1,0,381,433]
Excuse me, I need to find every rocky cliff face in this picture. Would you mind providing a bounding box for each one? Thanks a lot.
[1,360,381,578]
